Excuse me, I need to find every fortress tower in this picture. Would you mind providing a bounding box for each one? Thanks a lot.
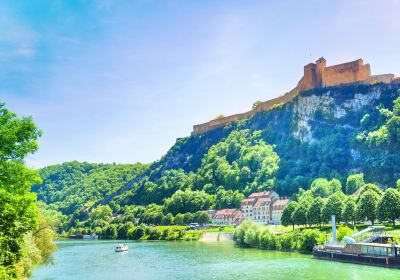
[303,57,371,90]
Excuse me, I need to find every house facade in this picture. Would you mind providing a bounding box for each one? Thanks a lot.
[271,198,290,225]
[211,209,243,225]
[241,191,289,225]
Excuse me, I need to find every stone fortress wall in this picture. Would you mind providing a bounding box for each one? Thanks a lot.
[192,58,398,135]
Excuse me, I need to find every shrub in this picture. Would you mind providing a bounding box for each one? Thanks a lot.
[148,229,162,240]
[297,229,320,252]
[234,220,254,246]
[336,225,354,242]
[128,226,146,240]
[279,233,296,251]
[244,227,261,247]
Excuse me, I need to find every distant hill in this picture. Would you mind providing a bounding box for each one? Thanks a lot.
[33,83,400,226]
[32,161,148,215]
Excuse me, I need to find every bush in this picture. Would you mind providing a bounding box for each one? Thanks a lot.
[244,227,261,247]
[297,229,320,252]
[336,225,354,241]
[279,233,297,251]
[128,226,146,240]
[148,229,162,240]
[260,230,279,250]
[234,220,254,246]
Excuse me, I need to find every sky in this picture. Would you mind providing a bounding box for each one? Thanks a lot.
[1,0,399,168]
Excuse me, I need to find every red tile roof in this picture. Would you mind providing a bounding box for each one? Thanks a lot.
[241,198,257,206]
[253,197,271,207]
[272,199,290,210]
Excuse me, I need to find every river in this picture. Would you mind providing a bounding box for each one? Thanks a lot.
[30,240,399,280]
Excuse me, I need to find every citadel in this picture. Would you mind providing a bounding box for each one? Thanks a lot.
[192,58,399,135]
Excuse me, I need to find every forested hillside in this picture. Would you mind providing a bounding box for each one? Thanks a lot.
[32,162,148,215]
[33,83,400,238]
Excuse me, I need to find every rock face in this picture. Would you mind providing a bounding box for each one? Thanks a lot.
[292,88,382,142]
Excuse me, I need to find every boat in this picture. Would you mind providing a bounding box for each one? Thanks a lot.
[313,242,400,268]
[313,217,400,268]
[115,244,129,252]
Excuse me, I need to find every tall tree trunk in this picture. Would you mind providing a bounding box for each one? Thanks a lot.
[393,219,396,228]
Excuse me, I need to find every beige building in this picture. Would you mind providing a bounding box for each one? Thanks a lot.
[241,191,280,225]
[253,197,272,224]
[271,198,290,225]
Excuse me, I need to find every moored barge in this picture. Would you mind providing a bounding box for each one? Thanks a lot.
[313,242,400,268]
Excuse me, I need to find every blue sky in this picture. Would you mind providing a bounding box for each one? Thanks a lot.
[1,0,399,168]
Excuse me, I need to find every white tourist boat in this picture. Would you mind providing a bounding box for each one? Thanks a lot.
[115,244,129,252]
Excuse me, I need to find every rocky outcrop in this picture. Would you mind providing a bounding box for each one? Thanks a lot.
[292,88,382,142]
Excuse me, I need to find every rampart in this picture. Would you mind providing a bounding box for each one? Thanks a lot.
[191,58,397,135]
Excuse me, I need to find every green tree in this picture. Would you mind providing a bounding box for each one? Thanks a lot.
[306,197,325,227]
[377,188,400,227]
[359,183,382,198]
[345,173,364,194]
[161,213,174,225]
[103,224,118,239]
[342,197,357,226]
[0,103,42,279]
[90,205,112,223]
[322,192,345,223]
[174,213,184,225]
[281,201,298,230]
[183,212,194,224]
[193,211,211,225]
[357,190,380,225]
[292,202,308,227]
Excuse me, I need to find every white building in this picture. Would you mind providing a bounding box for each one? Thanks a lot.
[240,191,280,225]
[271,198,290,225]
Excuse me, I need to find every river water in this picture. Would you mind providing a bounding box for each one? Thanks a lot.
[31,240,399,280]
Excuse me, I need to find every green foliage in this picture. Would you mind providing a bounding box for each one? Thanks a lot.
[322,192,345,223]
[357,190,380,225]
[306,197,325,226]
[233,220,254,246]
[291,201,308,226]
[173,214,184,225]
[213,188,244,209]
[336,225,354,242]
[164,189,213,215]
[342,196,357,225]
[16,203,58,278]
[281,201,298,228]
[0,103,47,280]
[345,174,364,194]
[235,220,324,253]
[196,130,279,195]
[359,183,383,197]
[377,188,400,226]
[90,205,112,224]
[33,161,148,215]
[303,178,342,199]
[297,229,320,252]
[356,93,400,185]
